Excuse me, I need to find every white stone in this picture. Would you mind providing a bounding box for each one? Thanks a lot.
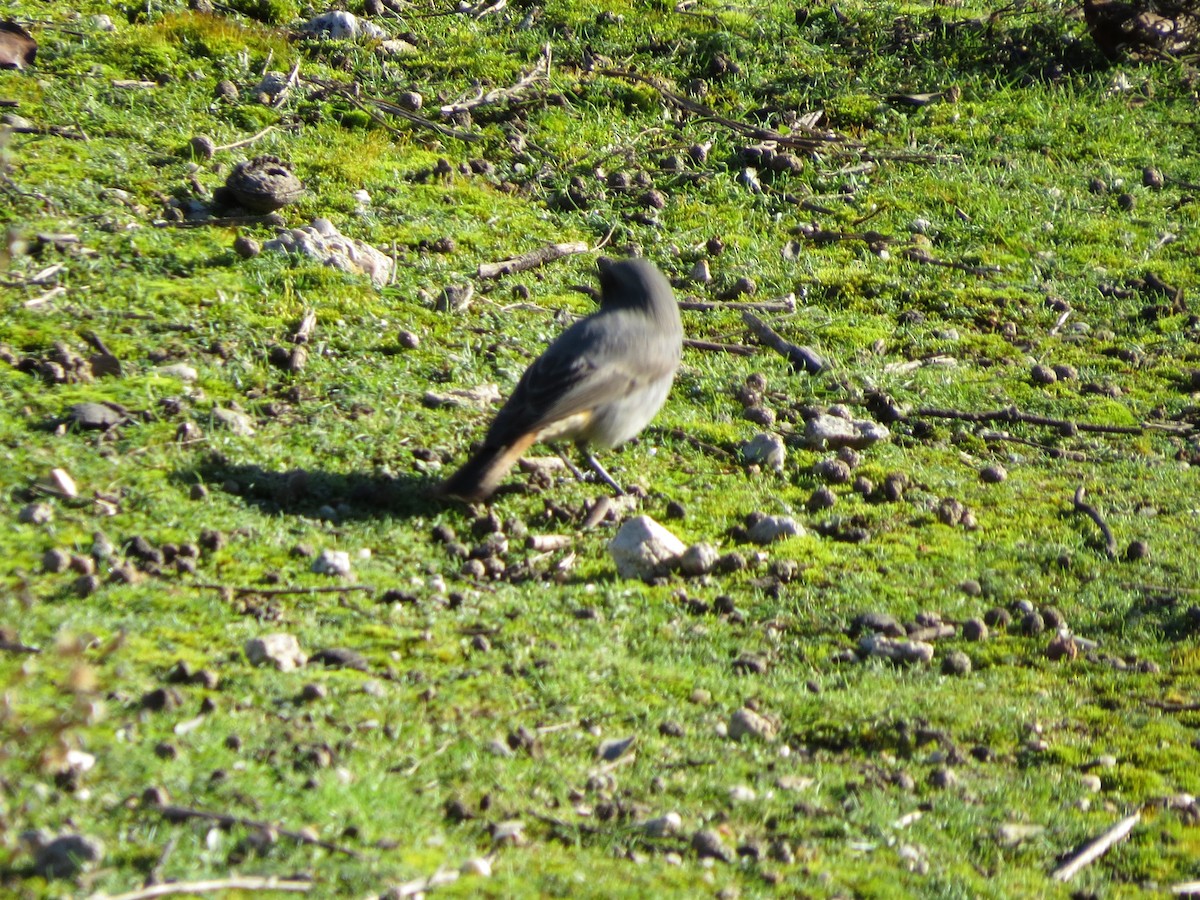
[747,514,803,544]
[728,707,776,742]
[156,363,198,382]
[741,432,786,472]
[608,515,686,580]
[641,812,683,837]
[312,549,353,577]
[245,633,307,671]
[301,11,386,40]
[678,542,718,577]
[212,407,255,435]
[803,414,890,450]
[264,220,394,288]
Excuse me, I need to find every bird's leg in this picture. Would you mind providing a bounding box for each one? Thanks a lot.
[556,445,589,482]
[582,448,625,496]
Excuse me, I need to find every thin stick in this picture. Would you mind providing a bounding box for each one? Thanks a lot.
[683,338,756,356]
[1071,487,1119,559]
[90,875,312,900]
[599,68,849,153]
[191,582,374,598]
[153,213,285,229]
[915,406,1149,436]
[900,246,1001,275]
[1171,881,1200,895]
[741,311,826,374]
[478,241,589,279]
[663,427,733,460]
[3,124,89,140]
[678,295,796,313]
[212,126,278,153]
[156,804,361,858]
[1051,811,1140,881]
[440,44,550,115]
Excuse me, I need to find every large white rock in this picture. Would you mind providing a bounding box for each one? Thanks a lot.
[741,432,786,472]
[264,219,393,287]
[803,414,890,450]
[608,515,686,580]
[245,633,307,671]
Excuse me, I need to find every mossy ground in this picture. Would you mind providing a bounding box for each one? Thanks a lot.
[2,1,1199,897]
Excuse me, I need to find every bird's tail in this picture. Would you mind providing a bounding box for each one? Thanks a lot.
[436,432,538,502]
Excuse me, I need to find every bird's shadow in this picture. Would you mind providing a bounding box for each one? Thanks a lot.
[178,452,443,521]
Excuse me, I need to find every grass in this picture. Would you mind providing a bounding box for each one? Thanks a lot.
[2,0,1200,897]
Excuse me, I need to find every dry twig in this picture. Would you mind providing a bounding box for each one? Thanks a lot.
[89,875,312,900]
[191,582,374,598]
[155,804,361,858]
[599,68,849,153]
[1072,486,1118,559]
[478,241,589,279]
[741,311,826,374]
[678,295,796,313]
[900,246,1002,276]
[914,406,1153,436]
[683,338,756,356]
[440,44,551,115]
[1051,810,1140,881]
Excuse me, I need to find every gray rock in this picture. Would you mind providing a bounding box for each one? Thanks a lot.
[435,282,475,313]
[596,735,636,761]
[691,828,732,862]
[608,515,686,580]
[421,383,501,410]
[311,549,352,577]
[212,407,255,436]
[803,414,890,450]
[728,707,776,741]
[641,811,683,837]
[747,514,804,544]
[254,70,289,99]
[300,10,385,39]
[741,431,786,472]
[264,219,393,287]
[857,634,934,664]
[245,633,307,672]
[18,503,52,525]
[67,402,125,430]
[156,363,198,382]
[678,542,718,577]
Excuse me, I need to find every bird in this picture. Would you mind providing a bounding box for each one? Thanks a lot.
[438,257,684,502]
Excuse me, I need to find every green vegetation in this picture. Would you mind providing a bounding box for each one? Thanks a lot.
[2,1,1199,897]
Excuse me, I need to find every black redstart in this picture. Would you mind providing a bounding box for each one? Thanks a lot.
[438,257,684,502]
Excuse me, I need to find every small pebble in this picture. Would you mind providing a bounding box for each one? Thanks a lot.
[961,618,989,642]
[980,464,1007,484]
[814,458,852,484]
[807,486,836,511]
[983,607,1012,629]
[1031,365,1057,385]
[312,549,352,577]
[18,503,53,525]
[941,651,972,676]
[1020,611,1045,636]
[1125,540,1149,561]
[929,767,958,789]
[691,828,732,862]
[190,135,216,160]
[233,235,260,258]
